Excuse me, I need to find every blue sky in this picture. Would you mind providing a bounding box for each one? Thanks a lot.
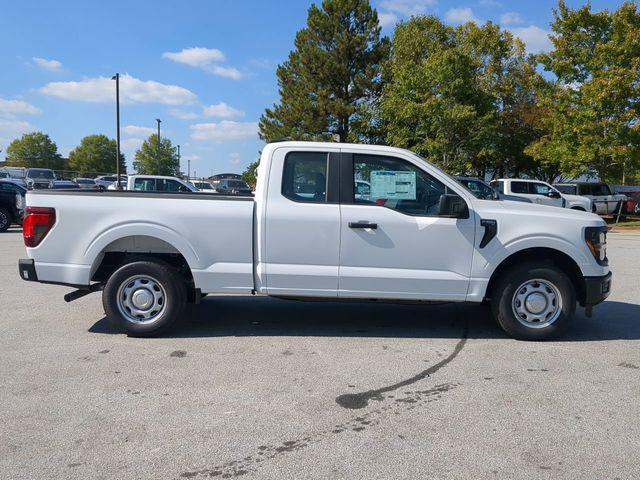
[0,0,622,176]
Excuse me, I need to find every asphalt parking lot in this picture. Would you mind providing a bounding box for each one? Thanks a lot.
[1,228,639,480]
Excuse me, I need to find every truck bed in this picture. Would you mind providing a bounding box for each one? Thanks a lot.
[25,190,256,293]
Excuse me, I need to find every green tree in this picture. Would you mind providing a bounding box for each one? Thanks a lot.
[133,135,179,176]
[242,159,260,189]
[5,132,64,169]
[259,0,390,143]
[68,134,125,175]
[529,1,640,184]
[381,16,545,177]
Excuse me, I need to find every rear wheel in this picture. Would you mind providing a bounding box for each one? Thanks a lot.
[0,208,11,232]
[102,260,187,337]
[491,262,576,340]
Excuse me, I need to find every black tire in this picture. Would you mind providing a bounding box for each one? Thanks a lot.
[491,262,576,341]
[102,260,187,337]
[0,208,11,232]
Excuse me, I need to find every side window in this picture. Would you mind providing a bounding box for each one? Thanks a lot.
[510,181,529,194]
[134,178,156,191]
[282,152,328,203]
[531,182,552,195]
[353,154,446,216]
[162,179,189,192]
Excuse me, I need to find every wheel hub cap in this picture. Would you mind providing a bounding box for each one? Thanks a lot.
[512,279,563,329]
[116,275,166,324]
[131,288,154,310]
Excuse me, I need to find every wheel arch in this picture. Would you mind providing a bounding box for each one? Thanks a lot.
[485,247,586,305]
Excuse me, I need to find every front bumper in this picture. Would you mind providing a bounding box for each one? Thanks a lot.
[583,271,612,306]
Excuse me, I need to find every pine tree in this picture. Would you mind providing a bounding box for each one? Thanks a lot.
[259,0,390,143]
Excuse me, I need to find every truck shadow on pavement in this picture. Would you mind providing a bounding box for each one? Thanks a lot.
[88,296,640,341]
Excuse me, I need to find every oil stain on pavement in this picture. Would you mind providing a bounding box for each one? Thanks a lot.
[178,324,468,479]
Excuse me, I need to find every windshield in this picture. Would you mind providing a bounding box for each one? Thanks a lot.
[28,169,54,179]
[455,178,495,200]
[556,185,577,195]
[228,180,249,188]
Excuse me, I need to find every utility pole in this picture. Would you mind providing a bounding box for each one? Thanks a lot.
[155,118,161,175]
[111,73,122,189]
[177,145,181,178]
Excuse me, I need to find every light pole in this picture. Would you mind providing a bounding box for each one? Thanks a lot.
[111,73,122,189]
[155,118,161,175]
[177,144,181,178]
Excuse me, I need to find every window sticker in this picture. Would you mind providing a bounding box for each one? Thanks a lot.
[370,171,416,200]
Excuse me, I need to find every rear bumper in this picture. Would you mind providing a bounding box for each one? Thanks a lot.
[19,258,38,282]
[583,272,612,306]
[19,258,91,288]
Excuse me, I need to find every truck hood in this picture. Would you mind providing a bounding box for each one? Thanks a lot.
[475,198,604,225]
[562,193,592,207]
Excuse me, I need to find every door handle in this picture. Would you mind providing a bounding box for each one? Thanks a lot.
[349,221,378,229]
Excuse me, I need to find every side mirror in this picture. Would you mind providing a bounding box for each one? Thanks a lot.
[548,190,561,199]
[438,194,469,218]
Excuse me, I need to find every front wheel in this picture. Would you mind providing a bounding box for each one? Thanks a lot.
[102,260,187,337]
[491,262,576,340]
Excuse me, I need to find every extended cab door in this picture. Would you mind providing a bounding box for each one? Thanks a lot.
[338,151,476,301]
[263,147,341,297]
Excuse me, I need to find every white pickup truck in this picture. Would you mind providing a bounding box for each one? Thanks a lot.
[19,142,611,340]
[491,178,592,211]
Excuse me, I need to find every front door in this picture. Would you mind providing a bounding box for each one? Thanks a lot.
[263,148,341,297]
[529,182,564,207]
[338,152,476,301]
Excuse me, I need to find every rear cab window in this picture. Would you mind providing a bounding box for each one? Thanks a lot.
[282,152,328,203]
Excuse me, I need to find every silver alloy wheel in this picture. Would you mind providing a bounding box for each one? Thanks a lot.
[116,275,167,324]
[511,278,563,329]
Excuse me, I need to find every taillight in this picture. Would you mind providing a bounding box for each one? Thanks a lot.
[23,207,56,247]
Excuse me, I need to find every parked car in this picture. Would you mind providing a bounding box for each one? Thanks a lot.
[25,168,56,189]
[0,167,27,181]
[74,178,99,190]
[126,175,198,192]
[190,180,215,192]
[455,177,531,203]
[554,182,627,215]
[106,178,128,190]
[94,175,119,190]
[491,179,592,211]
[19,141,611,341]
[0,186,25,232]
[50,179,80,189]
[214,178,252,195]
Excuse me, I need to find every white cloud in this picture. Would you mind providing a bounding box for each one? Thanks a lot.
[378,12,399,28]
[379,0,436,16]
[500,12,523,25]
[32,57,63,72]
[163,47,242,80]
[170,109,199,120]
[0,119,34,136]
[162,47,225,67]
[122,137,144,154]
[510,25,553,54]
[445,7,479,24]
[0,97,41,115]
[190,121,258,142]
[202,102,244,118]
[229,152,241,165]
[39,74,197,105]
[123,125,156,137]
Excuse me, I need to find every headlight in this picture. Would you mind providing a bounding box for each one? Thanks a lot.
[585,226,608,266]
